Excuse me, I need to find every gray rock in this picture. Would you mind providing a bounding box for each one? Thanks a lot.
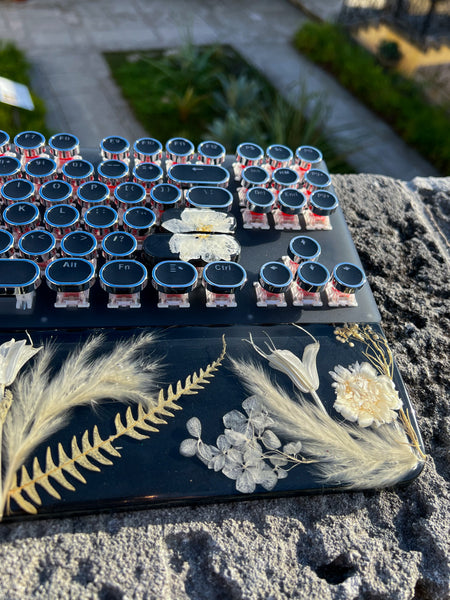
[0,175,448,599]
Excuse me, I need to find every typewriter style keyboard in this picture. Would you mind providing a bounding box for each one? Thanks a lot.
[0,130,380,330]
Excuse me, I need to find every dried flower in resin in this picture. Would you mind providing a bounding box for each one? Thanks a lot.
[163,208,235,234]
[169,233,240,262]
[330,361,402,427]
[0,338,41,397]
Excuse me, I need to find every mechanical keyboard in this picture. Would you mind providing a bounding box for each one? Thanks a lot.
[0,131,424,521]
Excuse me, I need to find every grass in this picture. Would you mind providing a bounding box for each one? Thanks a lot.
[0,42,48,138]
[105,44,353,173]
[293,22,450,175]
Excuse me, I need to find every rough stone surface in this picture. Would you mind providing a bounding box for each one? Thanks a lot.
[0,174,448,600]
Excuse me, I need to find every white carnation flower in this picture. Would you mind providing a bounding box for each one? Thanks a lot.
[330,361,402,427]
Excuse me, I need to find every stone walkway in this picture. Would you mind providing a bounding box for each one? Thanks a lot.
[0,0,441,179]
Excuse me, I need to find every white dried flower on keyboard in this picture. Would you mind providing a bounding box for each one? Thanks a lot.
[163,208,235,233]
[330,361,402,427]
[169,233,240,262]
[0,338,41,397]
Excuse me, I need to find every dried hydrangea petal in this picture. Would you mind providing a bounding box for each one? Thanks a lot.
[186,416,202,438]
[179,438,198,457]
[261,430,282,450]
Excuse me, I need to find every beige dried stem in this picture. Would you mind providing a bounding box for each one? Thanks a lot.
[230,358,422,489]
[0,332,161,520]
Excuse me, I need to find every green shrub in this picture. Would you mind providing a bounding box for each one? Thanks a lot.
[0,42,48,138]
[106,44,353,172]
[294,22,450,174]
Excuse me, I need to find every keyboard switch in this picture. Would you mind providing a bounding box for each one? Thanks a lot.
[242,188,275,230]
[100,260,147,308]
[325,263,366,307]
[152,260,198,308]
[292,261,330,307]
[305,190,339,231]
[202,261,247,308]
[254,262,293,307]
[45,258,96,308]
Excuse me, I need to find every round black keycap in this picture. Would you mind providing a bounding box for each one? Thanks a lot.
[114,182,146,207]
[168,164,229,187]
[100,135,130,159]
[0,156,21,180]
[123,207,156,235]
[295,145,322,168]
[14,131,45,152]
[309,190,339,216]
[3,202,39,228]
[0,130,9,151]
[102,231,137,260]
[60,231,97,259]
[150,183,181,208]
[332,263,366,294]
[152,260,198,294]
[259,262,293,293]
[272,167,300,188]
[203,261,247,294]
[77,181,110,207]
[0,229,14,258]
[25,157,57,180]
[48,133,80,153]
[246,188,275,213]
[46,258,95,292]
[236,142,264,163]
[18,230,56,261]
[100,260,147,295]
[303,169,331,190]
[62,159,94,182]
[186,187,233,210]
[296,261,330,293]
[0,258,40,293]
[288,236,321,263]
[44,204,79,232]
[241,166,270,187]
[198,141,226,164]
[266,144,293,165]
[133,162,163,187]
[133,137,163,162]
[1,179,34,203]
[97,160,129,183]
[84,205,118,231]
[166,137,195,161]
[278,189,307,215]
[39,180,73,206]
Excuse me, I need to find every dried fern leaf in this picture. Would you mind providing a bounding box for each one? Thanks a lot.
[7,335,227,516]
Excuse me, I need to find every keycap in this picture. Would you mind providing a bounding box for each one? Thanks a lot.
[292,261,330,307]
[100,135,130,161]
[326,262,366,308]
[14,131,46,160]
[44,204,80,239]
[197,141,226,165]
[152,260,198,308]
[150,184,182,221]
[242,187,275,230]
[0,229,14,258]
[62,159,95,188]
[1,178,35,205]
[101,231,137,261]
[286,235,321,269]
[3,202,40,236]
[0,130,9,154]
[77,181,110,213]
[45,257,96,308]
[18,230,56,271]
[265,144,293,169]
[235,143,264,166]
[133,137,163,164]
[0,155,21,183]
[60,231,98,261]
[203,261,247,308]
[271,167,300,192]
[295,145,323,172]
[274,188,307,231]
[255,261,293,307]
[132,162,163,193]
[305,190,339,231]
[48,133,80,164]
[302,169,331,195]
[0,258,40,309]
[113,182,147,216]
[24,157,58,188]
[99,260,148,308]
[122,206,156,242]
[167,164,230,188]
[165,137,195,164]
[97,160,129,189]
[39,180,73,207]
[83,205,118,240]
[185,187,233,211]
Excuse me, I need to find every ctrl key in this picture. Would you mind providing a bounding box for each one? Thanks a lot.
[45,258,95,308]
[0,258,40,310]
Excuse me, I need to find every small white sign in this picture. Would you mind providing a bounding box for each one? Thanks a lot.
[0,76,34,111]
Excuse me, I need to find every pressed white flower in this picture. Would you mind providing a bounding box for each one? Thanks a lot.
[330,361,402,427]
[0,338,41,397]
[169,233,240,262]
[245,331,326,413]
[163,208,235,234]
